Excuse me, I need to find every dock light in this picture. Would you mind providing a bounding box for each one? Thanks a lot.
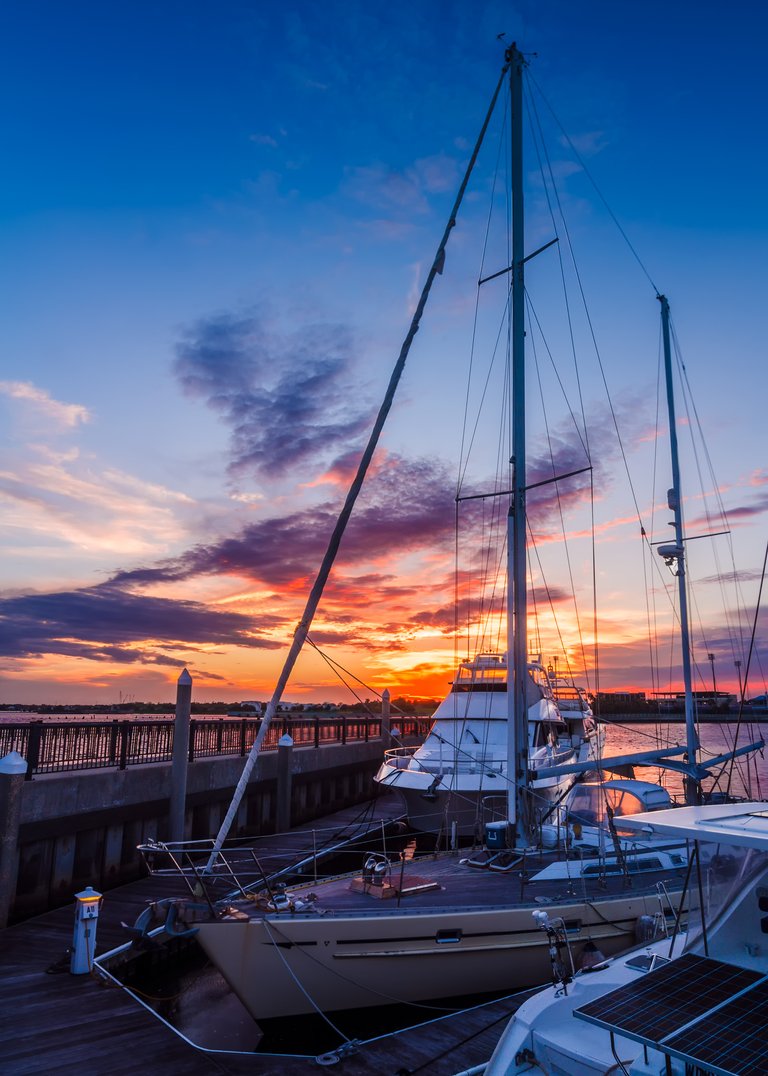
[71,886,103,975]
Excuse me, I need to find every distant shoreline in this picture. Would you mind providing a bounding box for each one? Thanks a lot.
[1,709,765,725]
[596,712,768,724]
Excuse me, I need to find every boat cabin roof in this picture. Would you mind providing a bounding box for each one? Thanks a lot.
[620,802,768,850]
[568,779,672,812]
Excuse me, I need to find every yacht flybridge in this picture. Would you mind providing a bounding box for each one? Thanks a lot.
[375,652,602,837]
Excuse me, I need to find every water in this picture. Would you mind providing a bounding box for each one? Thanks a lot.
[603,720,767,801]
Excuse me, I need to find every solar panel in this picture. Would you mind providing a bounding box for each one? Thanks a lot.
[575,953,763,1044]
[663,977,768,1076]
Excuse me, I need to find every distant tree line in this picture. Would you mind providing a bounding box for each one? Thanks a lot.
[0,697,441,716]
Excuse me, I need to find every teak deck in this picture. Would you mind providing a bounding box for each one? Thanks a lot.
[1,797,522,1074]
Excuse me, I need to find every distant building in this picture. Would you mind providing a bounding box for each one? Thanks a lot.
[227,700,264,717]
[652,690,736,712]
[595,690,647,705]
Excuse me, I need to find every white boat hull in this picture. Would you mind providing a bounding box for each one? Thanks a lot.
[193,889,674,1021]
[384,774,578,838]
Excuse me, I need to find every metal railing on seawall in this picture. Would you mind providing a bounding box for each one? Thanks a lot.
[0,714,429,780]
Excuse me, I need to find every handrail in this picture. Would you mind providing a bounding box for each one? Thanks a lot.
[0,714,429,780]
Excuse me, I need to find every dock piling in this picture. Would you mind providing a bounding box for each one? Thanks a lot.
[0,751,27,928]
[169,668,193,842]
[381,688,391,746]
[276,734,294,833]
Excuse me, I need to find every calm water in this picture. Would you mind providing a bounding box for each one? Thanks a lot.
[603,720,767,801]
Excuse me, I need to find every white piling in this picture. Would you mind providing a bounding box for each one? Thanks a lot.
[169,668,193,843]
[276,734,294,834]
[0,751,27,928]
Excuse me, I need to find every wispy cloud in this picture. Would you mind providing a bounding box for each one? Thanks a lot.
[342,153,460,216]
[0,446,194,560]
[249,132,278,147]
[0,381,90,428]
[559,130,608,157]
[698,568,766,586]
[174,311,375,481]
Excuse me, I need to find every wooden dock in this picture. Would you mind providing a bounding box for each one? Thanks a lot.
[1,797,521,1074]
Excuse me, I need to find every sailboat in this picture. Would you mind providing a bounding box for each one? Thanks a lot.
[138,45,762,1026]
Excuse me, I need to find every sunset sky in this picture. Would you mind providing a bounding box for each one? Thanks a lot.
[1,1,766,705]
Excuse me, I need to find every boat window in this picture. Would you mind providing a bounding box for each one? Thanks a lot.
[534,722,568,748]
[582,856,664,876]
[452,682,506,694]
[567,784,650,825]
[435,929,462,944]
[455,659,507,685]
[625,953,671,973]
[526,669,546,701]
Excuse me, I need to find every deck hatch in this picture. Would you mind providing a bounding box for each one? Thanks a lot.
[435,929,463,944]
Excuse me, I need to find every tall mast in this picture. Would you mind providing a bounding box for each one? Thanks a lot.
[506,44,528,837]
[658,294,699,804]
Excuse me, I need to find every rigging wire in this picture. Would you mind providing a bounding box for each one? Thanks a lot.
[671,317,755,685]
[305,636,409,717]
[526,289,591,687]
[457,88,509,499]
[526,74,603,705]
[527,65,690,652]
[725,538,768,799]
[523,66,676,718]
[645,323,665,748]
[525,76,590,455]
[526,69,660,297]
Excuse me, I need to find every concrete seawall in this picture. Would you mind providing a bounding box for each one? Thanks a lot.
[13,738,392,922]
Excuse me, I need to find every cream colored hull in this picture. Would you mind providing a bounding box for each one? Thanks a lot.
[194,891,673,1021]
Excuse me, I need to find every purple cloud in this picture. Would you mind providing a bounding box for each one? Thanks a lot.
[174,311,375,480]
[114,454,459,591]
[0,584,283,665]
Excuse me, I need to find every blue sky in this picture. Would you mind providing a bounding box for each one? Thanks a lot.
[1,1,765,704]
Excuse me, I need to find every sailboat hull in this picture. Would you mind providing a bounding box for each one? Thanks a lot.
[192,885,681,1021]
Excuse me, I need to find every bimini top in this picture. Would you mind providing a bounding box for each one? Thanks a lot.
[619,802,768,850]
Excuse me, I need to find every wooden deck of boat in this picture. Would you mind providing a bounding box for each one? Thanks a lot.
[223,841,688,922]
[1,793,521,1074]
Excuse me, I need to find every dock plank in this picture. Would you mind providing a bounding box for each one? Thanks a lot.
[2,795,518,1074]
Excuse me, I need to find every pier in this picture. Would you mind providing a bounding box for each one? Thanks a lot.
[5,715,426,922]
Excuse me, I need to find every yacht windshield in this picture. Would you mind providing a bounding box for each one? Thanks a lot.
[685,840,765,955]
